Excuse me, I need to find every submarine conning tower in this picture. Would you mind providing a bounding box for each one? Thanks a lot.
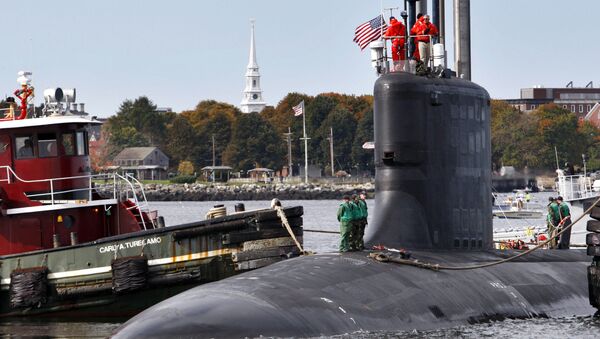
[366,71,492,250]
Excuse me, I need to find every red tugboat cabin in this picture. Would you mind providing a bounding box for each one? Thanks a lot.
[0,114,156,255]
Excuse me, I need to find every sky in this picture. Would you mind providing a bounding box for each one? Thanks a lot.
[1,0,599,117]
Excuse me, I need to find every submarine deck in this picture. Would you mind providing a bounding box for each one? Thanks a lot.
[115,249,593,338]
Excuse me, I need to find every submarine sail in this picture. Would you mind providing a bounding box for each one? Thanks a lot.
[367,71,492,250]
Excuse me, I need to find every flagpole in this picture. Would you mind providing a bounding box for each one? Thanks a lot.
[329,127,334,177]
[380,0,384,39]
[302,101,308,184]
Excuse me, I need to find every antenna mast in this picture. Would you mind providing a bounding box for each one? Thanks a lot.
[384,6,399,17]
[283,127,293,177]
[212,134,216,167]
[328,127,335,177]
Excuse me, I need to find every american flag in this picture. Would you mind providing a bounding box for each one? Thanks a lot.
[293,101,304,116]
[353,15,387,50]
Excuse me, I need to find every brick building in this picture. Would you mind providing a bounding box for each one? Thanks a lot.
[504,82,600,119]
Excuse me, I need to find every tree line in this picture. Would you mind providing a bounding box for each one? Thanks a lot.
[491,101,600,172]
[97,93,374,175]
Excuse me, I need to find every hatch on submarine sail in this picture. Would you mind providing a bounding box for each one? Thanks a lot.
[113,4,595,339]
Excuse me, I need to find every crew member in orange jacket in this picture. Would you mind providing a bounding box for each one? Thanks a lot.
[415,15,438,66]
[410,13,425,60]
[384,16,406,70]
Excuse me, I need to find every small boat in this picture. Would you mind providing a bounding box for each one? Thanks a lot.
[0,72,304,317]
[492,192,543,219]
[492,208,543,219]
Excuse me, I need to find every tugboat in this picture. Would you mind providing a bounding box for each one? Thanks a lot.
[0,72,304,317]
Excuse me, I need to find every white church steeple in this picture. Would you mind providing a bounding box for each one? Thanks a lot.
[240,19,266,113]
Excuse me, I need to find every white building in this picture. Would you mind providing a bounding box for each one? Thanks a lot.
[240,20,266,113]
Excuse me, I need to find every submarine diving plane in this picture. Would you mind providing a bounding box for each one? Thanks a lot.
[114,2,595,337]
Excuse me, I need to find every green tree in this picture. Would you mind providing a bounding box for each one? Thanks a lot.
[263,93,311,171]
[178,160,195,176]
[223,113,285,172]
[352,109,374,172]
[579,121,600,170]
[532,104,585,169]
[306,95,338,162]
[316,107,357,173]
[262,93,309,134]
[165,115,199,166]
[104,125,148,159]
[490,100,542,169]
[197,111,234,167]
[181,100,239,130]
[104,97,172,158]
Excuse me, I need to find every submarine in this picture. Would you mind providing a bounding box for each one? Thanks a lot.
[114,4,595,339]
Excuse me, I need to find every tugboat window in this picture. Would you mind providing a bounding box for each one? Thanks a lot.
[38,133,58,158]
[15,136,34,158]
[62,133,75,156]
[76,132,86,156]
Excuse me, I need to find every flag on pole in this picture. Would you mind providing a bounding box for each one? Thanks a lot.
[293,101,304,116]
[353,14,387,50]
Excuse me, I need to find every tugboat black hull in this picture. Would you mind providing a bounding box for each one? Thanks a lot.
[0,206,303,318]
[114,249,593,338]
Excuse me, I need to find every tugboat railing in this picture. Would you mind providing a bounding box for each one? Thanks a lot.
[125,173,156,228]
[113,172,155,230]
[556,174,595,201]
[0,166,155,229]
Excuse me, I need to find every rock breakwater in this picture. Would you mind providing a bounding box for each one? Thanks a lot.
[98,182,375,201]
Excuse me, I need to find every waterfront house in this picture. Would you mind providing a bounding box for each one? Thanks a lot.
[113,147,169,180]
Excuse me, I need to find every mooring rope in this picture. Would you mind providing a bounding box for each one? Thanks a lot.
[275,205,305,254]
[371,195,600,271]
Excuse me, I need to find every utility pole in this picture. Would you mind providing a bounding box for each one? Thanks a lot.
[212,134,216,167]
[298,101,310,184]
[328,127,335,177]
[283,127,293,177]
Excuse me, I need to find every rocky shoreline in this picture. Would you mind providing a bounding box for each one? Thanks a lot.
[98,182,375,201]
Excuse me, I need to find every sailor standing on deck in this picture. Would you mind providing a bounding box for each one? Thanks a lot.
[336,195,353,252]
[348,194,361,251]
[556,196,572,249]
[410,13,425,60]
[546,197,560,249]
[354,192,368,251]
[384,16,407,71]
[415,15,438,67]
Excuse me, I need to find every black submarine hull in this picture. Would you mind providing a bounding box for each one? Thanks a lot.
[114,72,594,337]
[114,250,593,338]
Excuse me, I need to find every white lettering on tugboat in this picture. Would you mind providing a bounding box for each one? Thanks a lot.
[98,237,162,253]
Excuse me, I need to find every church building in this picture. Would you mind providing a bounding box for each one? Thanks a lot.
[240,20,266,113]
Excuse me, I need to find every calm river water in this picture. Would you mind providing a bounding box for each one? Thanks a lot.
[2,195,600,338]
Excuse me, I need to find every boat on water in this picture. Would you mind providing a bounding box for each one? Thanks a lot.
[493,173,599,247]
[493,209,543,219]
[0,72,304,317]
[492,192,543,219]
